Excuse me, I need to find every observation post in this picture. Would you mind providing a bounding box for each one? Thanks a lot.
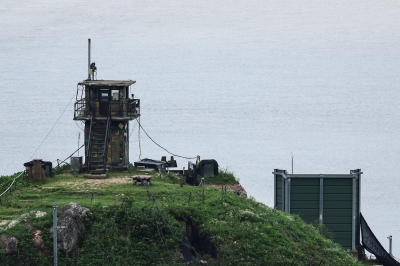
[73,39,140,177]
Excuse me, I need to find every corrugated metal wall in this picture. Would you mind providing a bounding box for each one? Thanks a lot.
[274,169,285,211]
[290,178,319,224]
[273,169,361,251]
[323,178,352,249]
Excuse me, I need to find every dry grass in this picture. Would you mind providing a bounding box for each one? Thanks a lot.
[50,176,132,190]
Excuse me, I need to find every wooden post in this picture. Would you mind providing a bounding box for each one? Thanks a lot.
[33,159,43,182]
[202,178,205,205]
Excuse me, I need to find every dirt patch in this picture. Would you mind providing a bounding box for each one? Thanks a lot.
[55,177,132,190]
[0,220,8,227]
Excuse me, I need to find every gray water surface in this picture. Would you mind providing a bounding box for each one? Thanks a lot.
[1,0,399,257]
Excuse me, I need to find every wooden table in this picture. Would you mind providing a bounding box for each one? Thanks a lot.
[131,175,152,185]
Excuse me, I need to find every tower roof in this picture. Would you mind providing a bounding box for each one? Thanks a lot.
[78,80,136,87]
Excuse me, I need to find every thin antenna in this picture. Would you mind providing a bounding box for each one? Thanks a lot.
[88,39,91,80]
[78,133,80,156]
[291,152,293,174]
[388,235,392,256]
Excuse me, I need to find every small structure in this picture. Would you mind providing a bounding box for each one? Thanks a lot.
[70,156,83,173]
[186,161,198,185]
[73,39,140,176]
[24,159,53,181]
[161,156,177,168]
[134,159,167,173]
[273,169,362,252]
[186,159,219,185]
[197,159,218,178]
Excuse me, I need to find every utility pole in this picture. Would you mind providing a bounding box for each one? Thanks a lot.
[78,133,80,156]
[53,200,66,266]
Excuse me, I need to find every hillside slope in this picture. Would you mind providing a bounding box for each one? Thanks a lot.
[0,167,363,265]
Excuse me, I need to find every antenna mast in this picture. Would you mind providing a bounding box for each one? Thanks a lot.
[88,39,91,80]
[87,38,96,80]
[291,152,293,174]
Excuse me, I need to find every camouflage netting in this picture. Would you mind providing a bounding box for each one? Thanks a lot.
[360,213,400,266]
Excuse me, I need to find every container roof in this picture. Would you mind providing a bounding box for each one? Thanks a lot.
[78,80,136,87]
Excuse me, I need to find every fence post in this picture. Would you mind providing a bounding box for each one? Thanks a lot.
[202,178,205,205]
[53,200,58,266]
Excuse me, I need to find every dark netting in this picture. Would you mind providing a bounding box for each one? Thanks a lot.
[360,213,400,266]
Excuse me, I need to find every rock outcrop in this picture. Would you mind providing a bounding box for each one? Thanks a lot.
[54,202,91,257]
[0,234,19,255]
[33,230,45,251]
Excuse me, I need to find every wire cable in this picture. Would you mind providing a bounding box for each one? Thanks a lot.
[75,120,84,131]
[0,171,24,197]
[52,144,85,166]
[135,118,196,160]
[138,116,142,160]
[129,121,137,137]
[30,93,76,160]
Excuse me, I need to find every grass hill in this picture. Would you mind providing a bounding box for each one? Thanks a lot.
[0,166,368,265]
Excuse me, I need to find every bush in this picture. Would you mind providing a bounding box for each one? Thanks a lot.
[200,168,239,185]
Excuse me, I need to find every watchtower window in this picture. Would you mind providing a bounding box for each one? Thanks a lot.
[112,89,119,101]
[100,90,109,101]
[89,89,98,99]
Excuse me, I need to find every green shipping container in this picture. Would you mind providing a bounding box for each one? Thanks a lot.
[273,169,362,251]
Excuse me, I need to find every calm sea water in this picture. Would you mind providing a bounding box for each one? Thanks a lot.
[1,0,399,257]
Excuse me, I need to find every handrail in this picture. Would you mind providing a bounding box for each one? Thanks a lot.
[103,118,110,157]
[86,115,93,171]
[103,104,112,171]
[73,99,87,118]
[128,99,140,116]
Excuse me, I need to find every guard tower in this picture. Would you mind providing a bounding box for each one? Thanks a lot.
[73,39,140,176]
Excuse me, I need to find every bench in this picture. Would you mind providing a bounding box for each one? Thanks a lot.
[131,175,152,186]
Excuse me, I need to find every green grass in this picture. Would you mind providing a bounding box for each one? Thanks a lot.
[201,168,239,185]
[0,167,369,265]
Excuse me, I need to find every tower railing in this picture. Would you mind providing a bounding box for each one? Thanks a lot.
[74,99,140,119]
